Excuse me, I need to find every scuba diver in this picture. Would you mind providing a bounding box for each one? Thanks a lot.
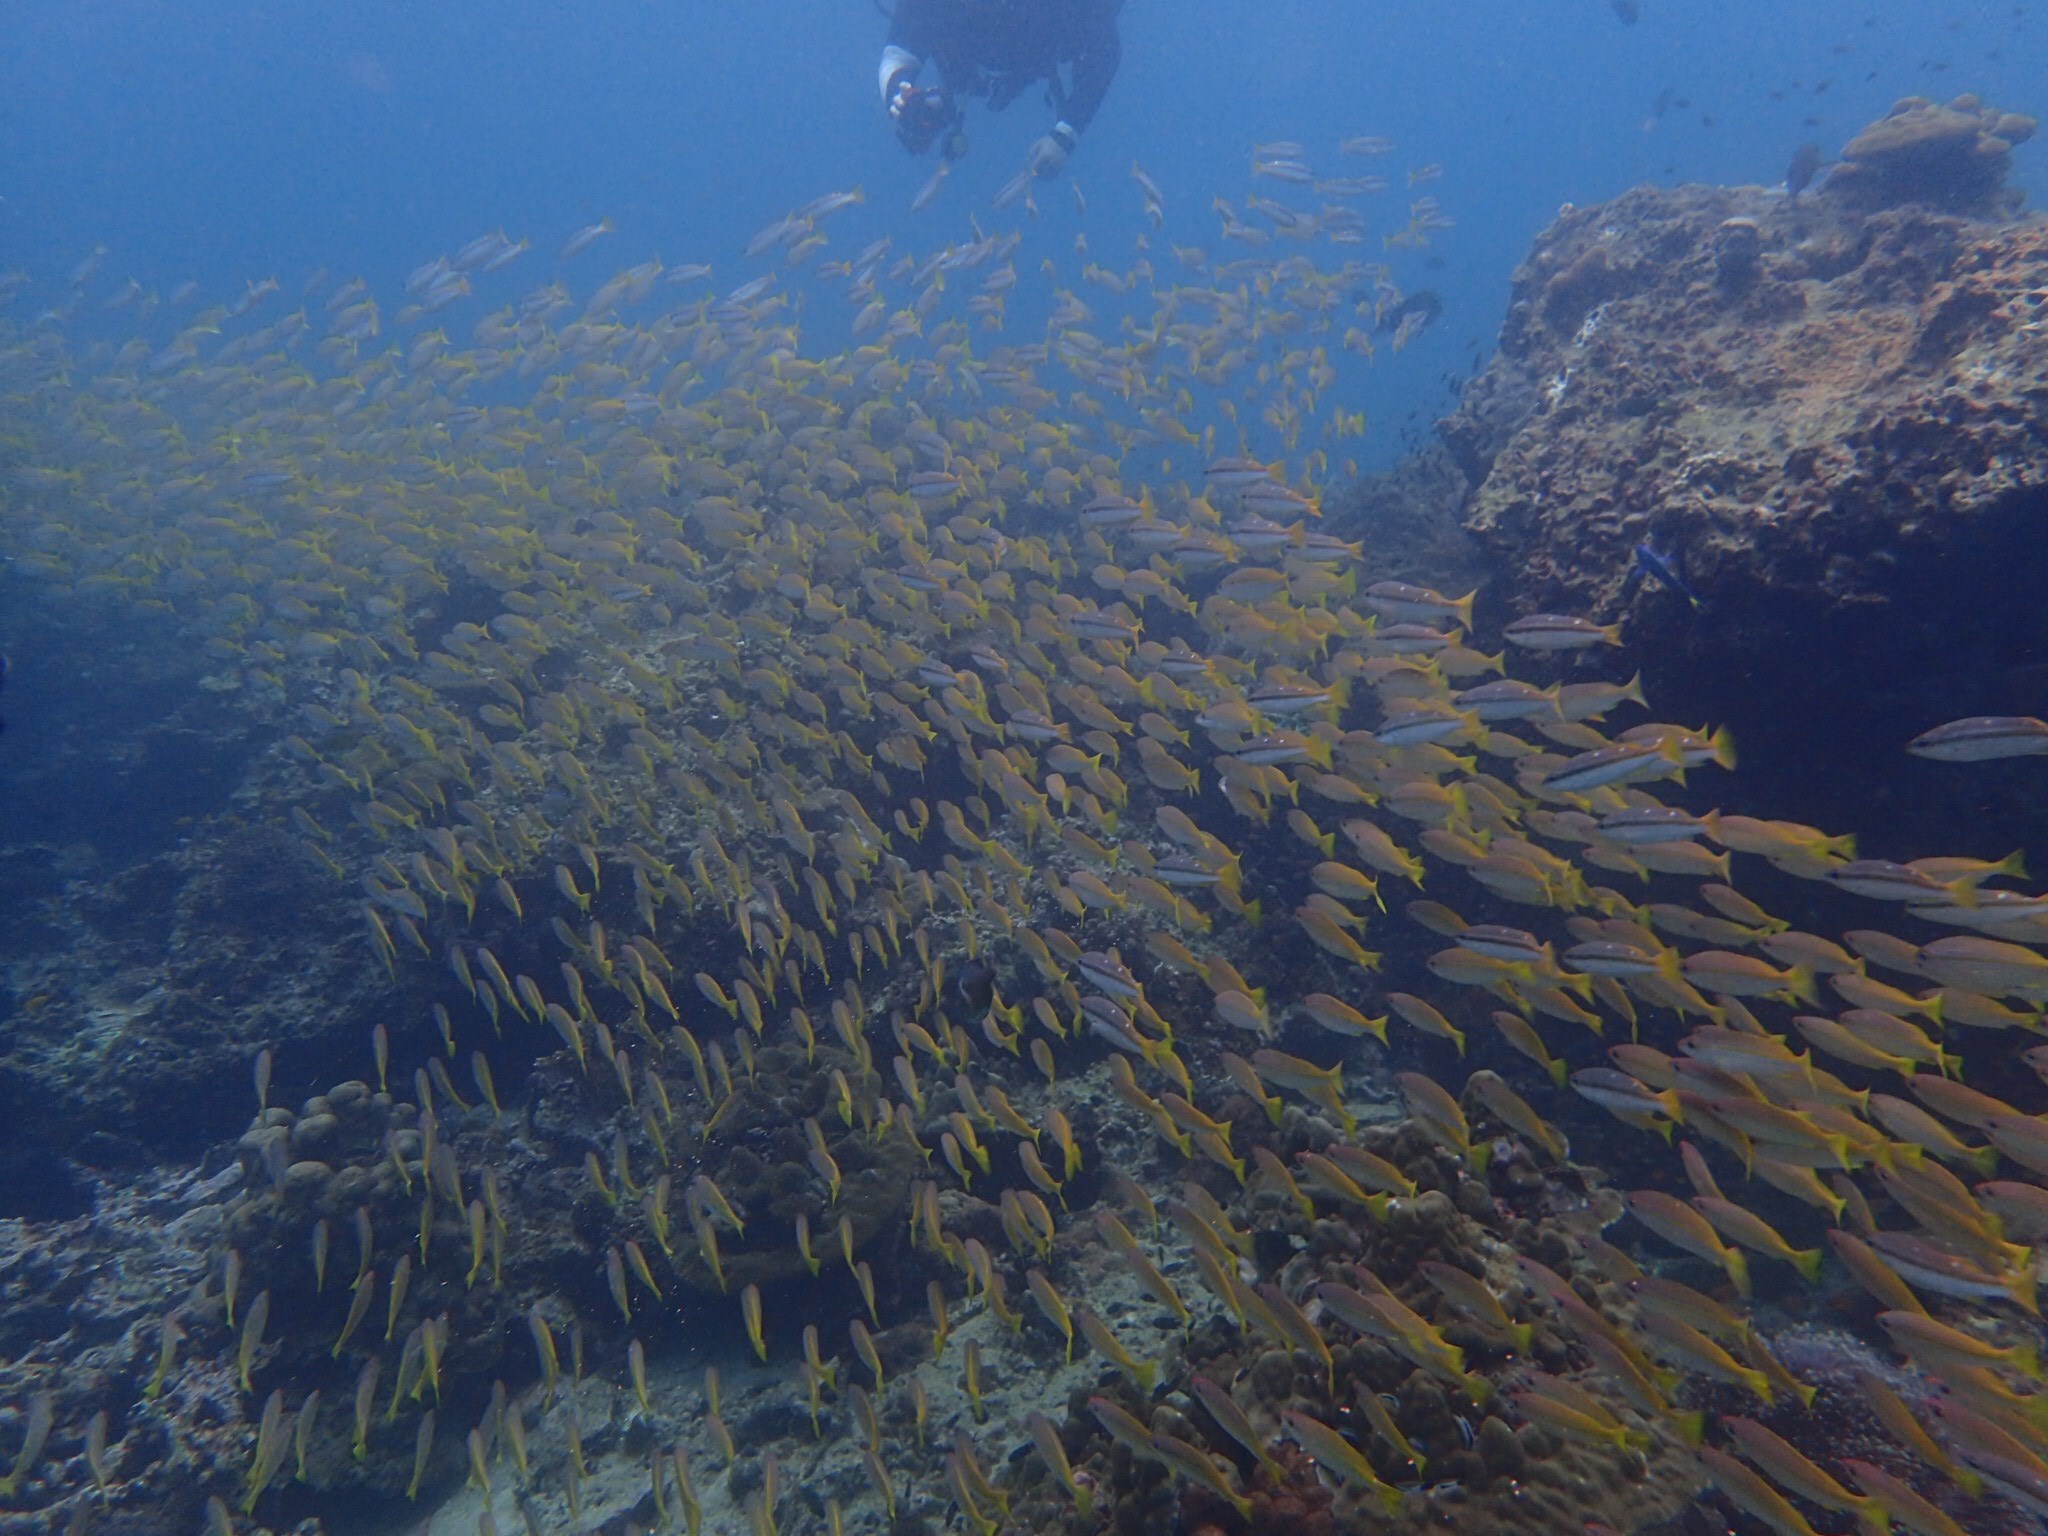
[880,0,1124,178]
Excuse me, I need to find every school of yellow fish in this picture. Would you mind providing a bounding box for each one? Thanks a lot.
[3,140,2048,1536]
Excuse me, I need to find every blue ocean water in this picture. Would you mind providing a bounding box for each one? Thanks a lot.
[2,6,2048,1534]
[5,0,2042,466]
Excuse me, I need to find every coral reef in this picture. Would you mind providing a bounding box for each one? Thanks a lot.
[1826,95,2038,216]
[7,90,2048,1536]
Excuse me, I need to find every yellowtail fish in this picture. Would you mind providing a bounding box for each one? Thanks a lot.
[1075,1306,1156,1392]
[1720,1416,1871,1517]
[1510,1373,1640,1451]
[1881,1308,2040,1384]
[1867,1233,2038,1315]
[1698,1446,1823,1536]
[1025,1411,1093,1516]
[559,218,614,259]
[1362,580,1474,628]
[1387,993,1465,1053]
[1189,1374,1285,1479]
[1690,1196,1822,1282]
[1625,1190,1751,1296]
[1907,715,2048,761]
[1842,1459,1978,1536]
[1638,1313,1775,1402]
[1466,1069,1568,1160]
[1417,1260,1532,1351]
[1300,992,1388,1042]
[1281,1410,1404,1514]
[1138,1429,1250,1520]
[1502,613,1623,650]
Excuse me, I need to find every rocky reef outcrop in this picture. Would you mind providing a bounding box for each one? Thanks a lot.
[1425,95,2048,853]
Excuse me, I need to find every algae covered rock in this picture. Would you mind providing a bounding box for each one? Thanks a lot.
[1441,109,2048,853]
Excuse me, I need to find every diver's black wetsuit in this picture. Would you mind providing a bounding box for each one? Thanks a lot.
[880,0,1123,170]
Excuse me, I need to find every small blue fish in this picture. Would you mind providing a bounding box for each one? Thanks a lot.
[1634,539,1704,610]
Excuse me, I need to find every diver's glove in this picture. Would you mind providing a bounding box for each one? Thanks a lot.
[1029,121,1079,178]
[890,79,958,157]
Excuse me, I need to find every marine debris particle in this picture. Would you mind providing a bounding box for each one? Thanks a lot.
[0,127,2044,1536]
